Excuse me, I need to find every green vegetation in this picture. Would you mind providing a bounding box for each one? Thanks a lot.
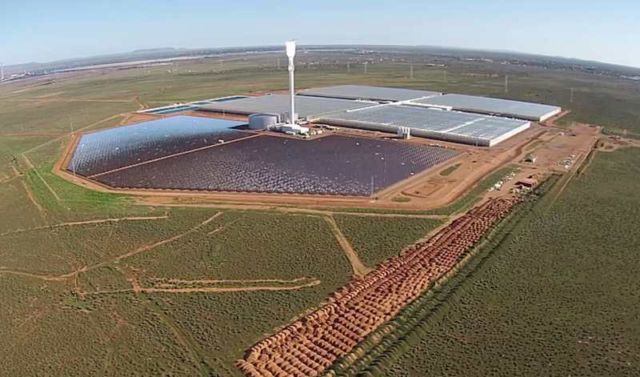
[439,163,461,176]
[391,196,411,203]
[153,289,334,376]
[0,210,209,275]
[78,265,131,292]
[334,215,442,267]
[128,211,352,287]
[339,149,640,376]
[0,179,46,232]
[0,275,203,376]
[25,163,147,217]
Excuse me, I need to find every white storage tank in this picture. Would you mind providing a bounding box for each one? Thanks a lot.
[248,113,279,130]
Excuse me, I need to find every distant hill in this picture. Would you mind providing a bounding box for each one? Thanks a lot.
[4,45,640,79]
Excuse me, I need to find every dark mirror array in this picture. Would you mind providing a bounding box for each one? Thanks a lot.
[67,116,247,177]
[94,134,458,196]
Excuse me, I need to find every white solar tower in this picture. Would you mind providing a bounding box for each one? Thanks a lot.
[285,40,296,124]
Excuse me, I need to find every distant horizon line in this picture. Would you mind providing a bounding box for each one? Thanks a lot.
[5,43,640,71]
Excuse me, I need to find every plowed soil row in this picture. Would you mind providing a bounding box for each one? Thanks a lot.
[237,197,518,377]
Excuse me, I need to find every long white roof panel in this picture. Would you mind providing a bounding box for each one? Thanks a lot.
[317,105,530,146]
[299,85,441,102]
[197,94,373,119]
[411,94,561,121]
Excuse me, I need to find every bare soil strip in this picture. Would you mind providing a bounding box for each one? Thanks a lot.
[86,278,321,295]
[20,154,34,170]
[19,178,46,220]
[133,96,147,110]
[0,175,17,185]
[207,215,245,235]
[0,215,169,237]
[0,269,67,282]
[323,216,371,277]
[139,202,445,220]
[3,98,134,103]
[150,277,316,285]
[21,154,62,202]
[330,211,446,220]
[0,132,62,137]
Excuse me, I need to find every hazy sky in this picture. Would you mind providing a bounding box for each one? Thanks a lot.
[1,0,639,67]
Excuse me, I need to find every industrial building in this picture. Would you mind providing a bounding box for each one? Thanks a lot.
[152,42,560,147]
[317,104,531,147]
[197,94,372,120]
[408,93,562,122]
[194,87,552,146]
[61,41,565,201]
[298,84,440,102]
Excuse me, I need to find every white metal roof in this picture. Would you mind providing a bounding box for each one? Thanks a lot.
[410,94,561,121]
[197,94,374,119]
[317,104,530,146]
[299,85,441,102]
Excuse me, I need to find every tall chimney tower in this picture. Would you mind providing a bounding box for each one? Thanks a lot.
[285,40,297,124]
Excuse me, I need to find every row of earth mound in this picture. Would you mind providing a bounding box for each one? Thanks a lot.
[238,197,519,377]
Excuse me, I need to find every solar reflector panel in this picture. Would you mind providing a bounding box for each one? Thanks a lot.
[95,135,458,196]
[67,116,247,176]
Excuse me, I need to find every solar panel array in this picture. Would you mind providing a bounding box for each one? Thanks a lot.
[411,94,561,121]
[318,105,530,146]
[197,94,374,119]
[95,135,457,196]
[298,85,441,102]
[67,116,247,176]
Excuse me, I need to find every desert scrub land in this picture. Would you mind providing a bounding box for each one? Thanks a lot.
[333,215,442,267]
[127,211,352,286]
[0,275,203,376]
[379,148,640,376]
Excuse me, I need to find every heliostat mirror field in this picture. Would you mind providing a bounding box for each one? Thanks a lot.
[67,116,458,196]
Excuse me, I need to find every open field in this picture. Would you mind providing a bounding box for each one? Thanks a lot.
[333,215,442,267]
[357,148,640,376]
[0,50,639,376]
